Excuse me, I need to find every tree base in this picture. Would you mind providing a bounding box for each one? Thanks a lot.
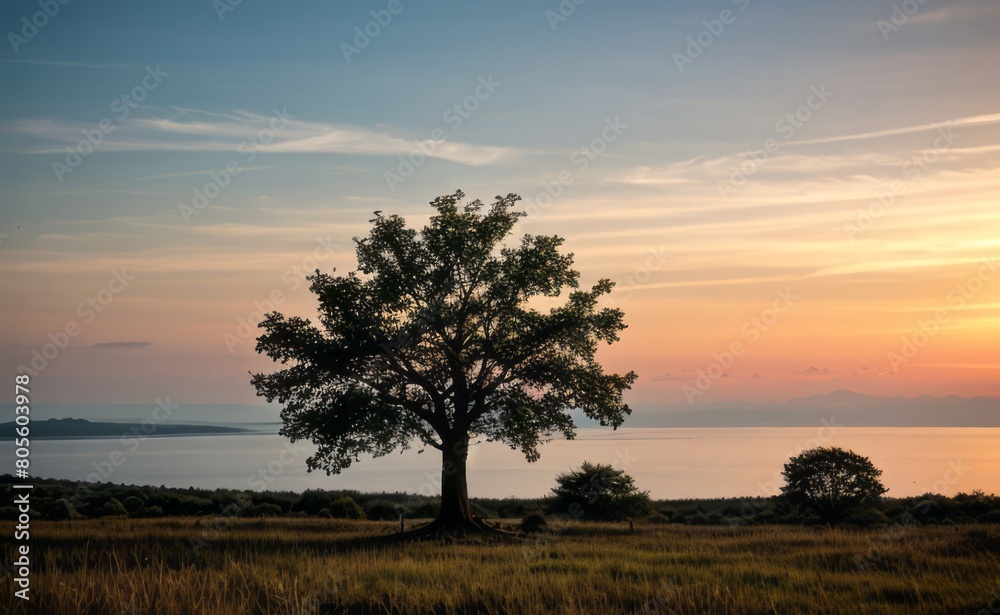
[386,517,520,543]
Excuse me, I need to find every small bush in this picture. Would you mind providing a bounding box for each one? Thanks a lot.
[912,497,952,524]
[252,503,283,517]
[496,502,528,518]
[753,511,779,525]
[548,462,652,521]
[646,512,671,524]
[99,498,128,518]
[366,499,404,521]
[327,496,365,520]
[411,501,439,519]
[42,498,84,520]
[979,510,1000,524]
[122,496,145,516]
[952,491,990,516]
[843,507,891,528]
[158,494,214,516]
[520,512,548,533]
[293,490,334,516]
[781,447,887,526]
[686,513,727,526]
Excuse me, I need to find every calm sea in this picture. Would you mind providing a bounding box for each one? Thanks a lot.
[9,427,999,499]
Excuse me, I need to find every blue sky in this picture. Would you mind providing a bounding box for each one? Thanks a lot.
[3,0,1000,408]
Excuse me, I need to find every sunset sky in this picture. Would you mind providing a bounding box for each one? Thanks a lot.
[2,0,1000,412]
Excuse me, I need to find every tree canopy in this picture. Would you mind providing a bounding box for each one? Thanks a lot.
[781,446,888,525]
[549,461,651,521]
[251,190,637,530]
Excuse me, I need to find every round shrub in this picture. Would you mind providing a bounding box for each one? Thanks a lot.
[520,512,548,533]
[781,447,887,526]
[123,496,145,516]
[252,503,283,517]
[99,498,128,518]
[42,498,83,520]
[365,499,404,521]
[548,462,652,521]
[327,496,365,519]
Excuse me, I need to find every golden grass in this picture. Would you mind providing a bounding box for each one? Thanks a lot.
[3,518,998,614]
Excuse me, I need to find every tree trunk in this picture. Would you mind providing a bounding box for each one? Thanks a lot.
[436,433,476,528]
[389,432,517,541]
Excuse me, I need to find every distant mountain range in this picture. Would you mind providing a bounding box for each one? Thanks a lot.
[0,417,253,440]
[623,389,1000,428]
[3,391,997,434]
[0,402,281,426]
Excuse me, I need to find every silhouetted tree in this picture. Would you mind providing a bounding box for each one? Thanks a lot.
[252,191,637,534]
[781,447,887,525]
[549,461,651,521]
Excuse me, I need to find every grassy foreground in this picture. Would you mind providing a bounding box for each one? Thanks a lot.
[3,518,998,614]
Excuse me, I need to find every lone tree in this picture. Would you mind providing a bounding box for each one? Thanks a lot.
[780,447,888,525]
[549,462,651,521]
[252,191,637,534]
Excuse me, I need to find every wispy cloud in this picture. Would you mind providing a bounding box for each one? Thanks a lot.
[93,341,153,349]
[906,2,1000,25]
[787,112,1000,146]
[0,59,139,69]
[1,109,518,166]
[115,167,271,183]
[613,131,1000,210]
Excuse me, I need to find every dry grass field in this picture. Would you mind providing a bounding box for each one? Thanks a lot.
[2,518,998,614]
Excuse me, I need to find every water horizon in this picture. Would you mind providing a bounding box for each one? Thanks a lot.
[8,426,997,500]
